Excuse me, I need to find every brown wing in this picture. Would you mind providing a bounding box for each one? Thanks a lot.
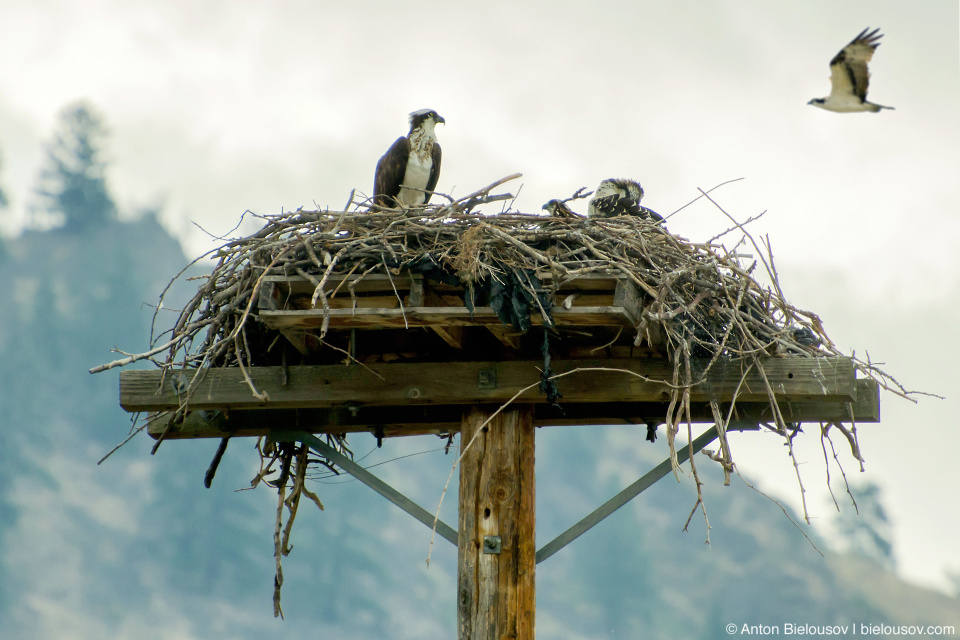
[373,136,409,207]
[554,201,578,218]
[829,28,882,101]
[543,199,580,218]
[423,142,442,205]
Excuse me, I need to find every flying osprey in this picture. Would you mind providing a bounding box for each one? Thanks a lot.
[808,28,894,113]
[542,199,581,218]
[587,178,664,222]
[373,109,444,208]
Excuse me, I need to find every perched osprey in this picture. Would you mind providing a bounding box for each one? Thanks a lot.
[587,178,664,222]
[373,109,444,207]
[542,199,580,218]
[808,28,894,113]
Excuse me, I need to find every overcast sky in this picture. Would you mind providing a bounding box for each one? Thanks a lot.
[1,0,958,593]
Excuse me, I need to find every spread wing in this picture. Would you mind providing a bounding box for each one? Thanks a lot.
[423,143,442,205]
[828,28,882,101]
[373,136,409,207]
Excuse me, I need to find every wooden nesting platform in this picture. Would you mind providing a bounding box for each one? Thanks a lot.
[257,272,641,353]
[118,272,881,441]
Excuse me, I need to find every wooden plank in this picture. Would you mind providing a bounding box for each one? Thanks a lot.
[486,325,523,350]
[257,272,642,334]
[258,278,278,310]
[429,324,466,350]
[533,378,880,426]
[540,272,623,291]
[144,379,878,440]
[259,280,309,354]
[457,406,535,640]
[258,305,637,330]
[612,279,641,324]
[423,286,465,349]
[145,407,463,439]
[262,273,423,296]
[266,272,622,295]
[121,356,858,413]
[326,296,402,309]
[559,294,618,307]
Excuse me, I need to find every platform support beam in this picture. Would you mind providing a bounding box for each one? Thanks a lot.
[457,405,536,640]
[535,423,725,563]
[268,430,459,546]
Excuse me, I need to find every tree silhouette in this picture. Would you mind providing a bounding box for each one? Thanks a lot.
[834,482,896,570]
[0,147,8,211]
[32,102,117,232]
[0,147,8,261]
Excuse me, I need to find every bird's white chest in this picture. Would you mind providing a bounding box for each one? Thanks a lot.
[819,94,869,112]
[398,145,434,206]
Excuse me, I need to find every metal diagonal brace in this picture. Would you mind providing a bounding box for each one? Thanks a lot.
[269,430,459,546]
[536,424,728,564]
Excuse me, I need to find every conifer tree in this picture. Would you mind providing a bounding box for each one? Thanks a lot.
[835,482,896,570]
[32,102,117,231]
[0,146,8,211]
[0,147,8,259]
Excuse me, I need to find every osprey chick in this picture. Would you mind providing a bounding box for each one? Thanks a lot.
[542,199,581,218]
[374,109,444,207]
[587,179,663,222]
[808,28,893,113]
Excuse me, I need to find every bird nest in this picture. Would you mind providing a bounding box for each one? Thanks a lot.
[93,175,915,616]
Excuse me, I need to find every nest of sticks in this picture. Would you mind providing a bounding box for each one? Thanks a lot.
[94,175,916,616]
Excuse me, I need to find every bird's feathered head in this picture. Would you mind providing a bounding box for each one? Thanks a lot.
[588,178,654,219]
[596,178,644,203]
[408,109,445,133]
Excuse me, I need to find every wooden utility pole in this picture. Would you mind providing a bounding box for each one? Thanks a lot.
[458,405,536,640]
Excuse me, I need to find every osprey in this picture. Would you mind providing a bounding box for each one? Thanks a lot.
[587,178,664,222]
[808,28,894,113]
[542,199,581,218]
[373,109,444,208]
